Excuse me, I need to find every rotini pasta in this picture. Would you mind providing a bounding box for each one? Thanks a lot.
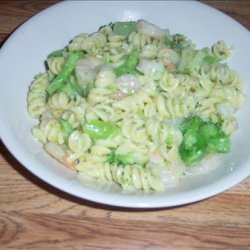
[106,33,129,66]
[33,118,65,145]
[76,162,165,191]
[27,73,49,119]
[128,31,151,50]
[47,56,65,75]
[69,32,106,54]
[27,19,244,192]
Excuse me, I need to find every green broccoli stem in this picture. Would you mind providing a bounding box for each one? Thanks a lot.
[47,48,66,58]
[83,120,120,140]
[114,50,140,77]
[47,51,84,95]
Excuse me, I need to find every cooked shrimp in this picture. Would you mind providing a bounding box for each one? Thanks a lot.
[75,55,102,84]
[115,74,141,94]
[136,58,164,80]
[158,47,179,70]
[44,142,76,170]
[149,151,164,164]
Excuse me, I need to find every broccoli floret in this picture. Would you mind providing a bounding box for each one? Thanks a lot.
[179,116,231,166]
[107,149,135,166]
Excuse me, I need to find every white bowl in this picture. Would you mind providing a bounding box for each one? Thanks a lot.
[0,1,249,208]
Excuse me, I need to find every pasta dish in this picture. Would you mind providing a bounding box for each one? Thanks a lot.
[27,20,244,191]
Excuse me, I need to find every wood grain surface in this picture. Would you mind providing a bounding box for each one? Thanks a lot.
[0,1,249,249]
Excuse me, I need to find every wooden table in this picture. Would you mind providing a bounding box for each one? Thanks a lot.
[0,1,249,249]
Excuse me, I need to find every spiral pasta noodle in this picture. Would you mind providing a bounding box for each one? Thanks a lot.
[120,117,147,143]
[69,33,107,54]
[105,34,130,66]
[211,40,234,60]
[77,162,165,191]
[47,56,65,75]
[87,87,114,106]
[128,31,151,50]
[164,96,196,119]
[89,103,116,122]
[28,73,49,119]
[33,119,65,145]
[68,131,91,153]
